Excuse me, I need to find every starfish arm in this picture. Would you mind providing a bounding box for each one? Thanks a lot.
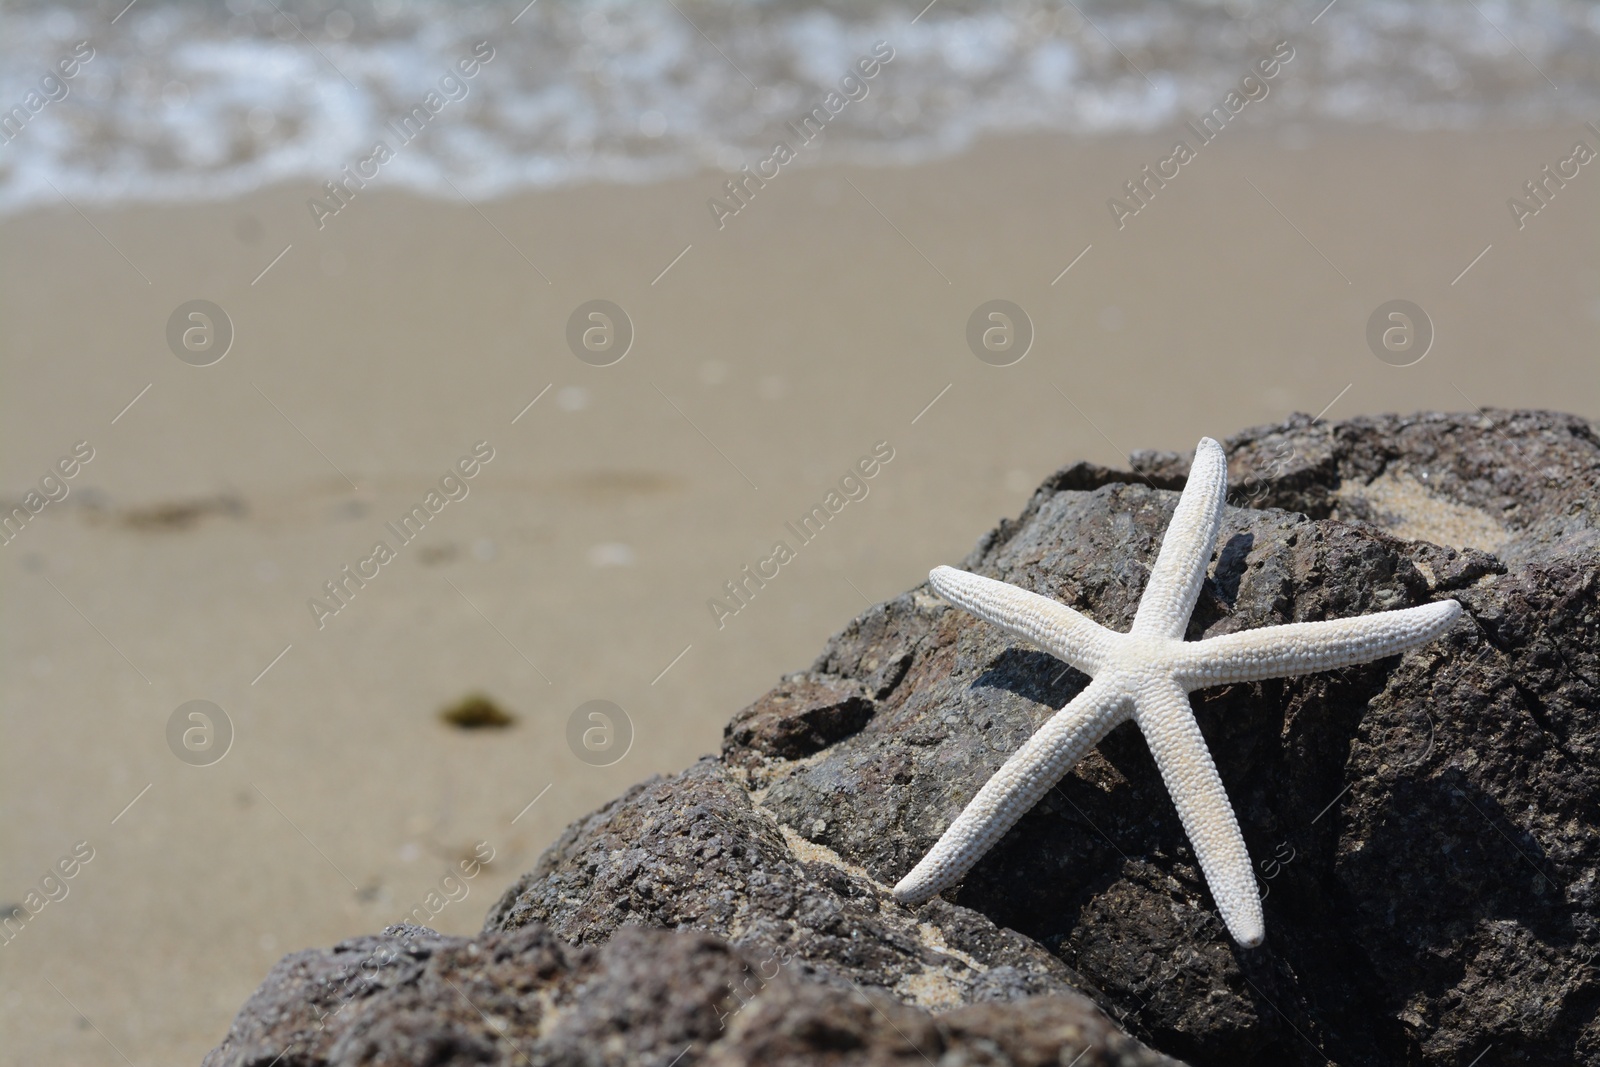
[1134,681,1264,947]
[1131,437,1230,638]
[1172,599,1462,689]
[893,678,1128,905]
[928,565,1117,675]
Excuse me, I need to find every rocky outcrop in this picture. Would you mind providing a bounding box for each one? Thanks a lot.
[202,922,1174,1067]
[208,410,1600,1066]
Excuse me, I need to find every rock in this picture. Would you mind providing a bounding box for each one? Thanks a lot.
[208,410,1600,1067]
[490,409,1599,1065]
[202,922,1176,1067]
[706,980,1177,1067]
[722,672,876,765]
[483,754,1091,1009]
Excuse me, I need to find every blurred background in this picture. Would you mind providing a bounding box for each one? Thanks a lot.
[1,0,1597,1062]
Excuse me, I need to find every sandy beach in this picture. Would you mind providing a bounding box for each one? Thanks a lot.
[1,120,1597,1064]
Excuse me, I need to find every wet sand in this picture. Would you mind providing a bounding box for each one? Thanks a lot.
[1,125,1596,1064]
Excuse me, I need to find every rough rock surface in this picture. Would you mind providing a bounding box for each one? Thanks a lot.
[203,922,1175,1066]
[209,410,1600,1067]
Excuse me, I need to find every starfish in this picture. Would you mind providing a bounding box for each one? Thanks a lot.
[892,437,1461,947]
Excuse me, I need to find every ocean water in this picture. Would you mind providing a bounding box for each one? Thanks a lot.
[1,0,1597,215]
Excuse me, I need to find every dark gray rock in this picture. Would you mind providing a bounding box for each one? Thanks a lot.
[483,753,1092,1009]
[209,410,1600,1067]
[201,922,1175,1067]
[722,672,876,766]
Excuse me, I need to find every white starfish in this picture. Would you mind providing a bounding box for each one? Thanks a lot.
[893,437,1461,947]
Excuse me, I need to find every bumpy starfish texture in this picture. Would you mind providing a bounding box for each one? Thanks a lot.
[893,438,1461,947]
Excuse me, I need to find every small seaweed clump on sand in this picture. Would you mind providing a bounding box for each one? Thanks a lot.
[438,693,516,730]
